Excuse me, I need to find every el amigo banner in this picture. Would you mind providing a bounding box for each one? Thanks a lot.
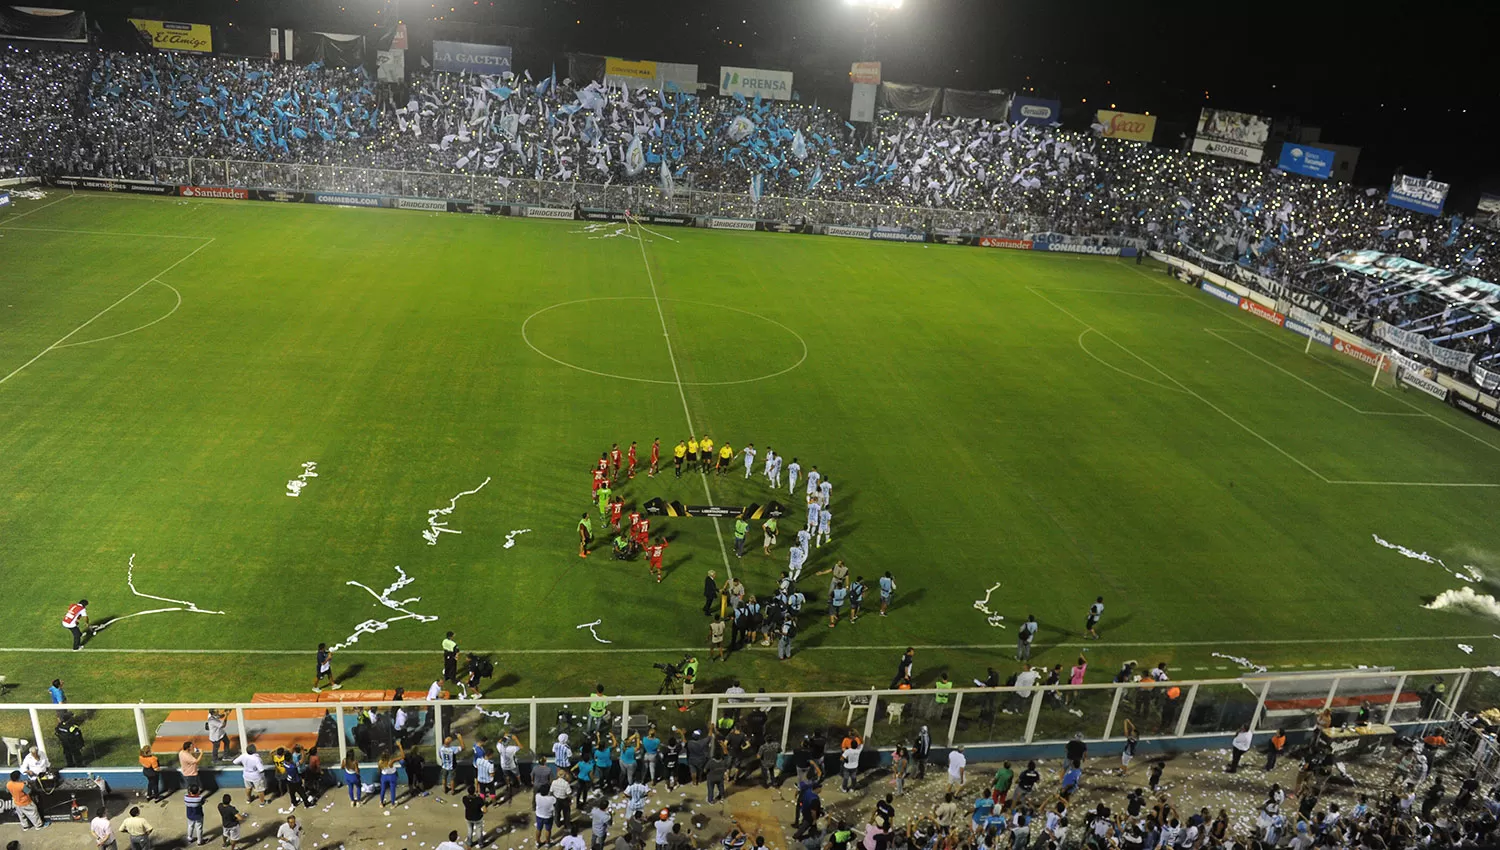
[1191,108,1270,163]
[605,57,657,81]
[1386,174,1449,216]
[130,19,212,52]
[1095,110,1155,142]
[720,66,794,101]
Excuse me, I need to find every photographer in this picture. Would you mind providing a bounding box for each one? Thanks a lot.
[679,656,699,712]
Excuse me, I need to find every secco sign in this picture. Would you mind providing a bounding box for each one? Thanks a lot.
[129,19,212,52]
[720,66,794,101]
[432,41,512,75]
[1096,110,1156,142]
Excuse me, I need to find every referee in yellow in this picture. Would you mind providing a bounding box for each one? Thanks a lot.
[717,442,734,477]
[684,437,698,478]
[699,434,714,473]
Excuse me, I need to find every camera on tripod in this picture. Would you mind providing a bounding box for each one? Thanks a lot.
[652,655,692,694]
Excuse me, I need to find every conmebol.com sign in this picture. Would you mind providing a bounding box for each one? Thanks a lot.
[719,66,794,101]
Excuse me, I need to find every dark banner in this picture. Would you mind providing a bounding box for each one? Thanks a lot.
[448,200,507,215]
[878,82,942,115]
[253,189,306,203]
[53,176,172,194]
[1451,396,1500,431]
[578,209,690,226]
[567,52,607,85]
[0,6,86,42]
[293,32,366,67]
[941,88,1011,121]
[928,233,977,246]
[756,220,812,235]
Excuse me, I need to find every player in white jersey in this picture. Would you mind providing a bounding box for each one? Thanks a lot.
[816,507,832,547]
[819,478,832,507]
[806,466,821,499]
[741,444,758,479]
[762,448,775,481]
[797,527,812,551]
[805,496,821,531]
[787,458,801,495]
[769,453,783,488]
[787,544,808,582]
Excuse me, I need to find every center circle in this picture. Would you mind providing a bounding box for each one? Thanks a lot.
[521,297,808,386]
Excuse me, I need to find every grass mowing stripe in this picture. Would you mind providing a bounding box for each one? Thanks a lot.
[0,191,70,222]
[632,217,736,583]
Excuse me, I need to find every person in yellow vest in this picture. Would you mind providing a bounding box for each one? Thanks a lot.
[698,435,714,473]
[678,656,699,712]
[717,443,734,477]
[587,684,608,735]
[934,670,954,719]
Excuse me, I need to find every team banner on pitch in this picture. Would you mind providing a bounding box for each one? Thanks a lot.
[1386,174,1450,216]
[432,41,512,75]
[129,19,212,52]
[1277,143,1333,179]
[1191,108,1270,163]
[720,66,793,101]
[1095,110,1156,142]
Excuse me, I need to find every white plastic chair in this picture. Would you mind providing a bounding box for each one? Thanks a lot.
[2,736,29,766]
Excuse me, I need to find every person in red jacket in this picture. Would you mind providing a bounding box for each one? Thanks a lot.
[644,538,670,583]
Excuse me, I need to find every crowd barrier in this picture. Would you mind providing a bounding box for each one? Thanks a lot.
[1,666,1491,785]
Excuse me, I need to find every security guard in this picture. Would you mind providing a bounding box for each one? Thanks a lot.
[587,684,608,734]
[933,670,953,718]
[679,656,699,712]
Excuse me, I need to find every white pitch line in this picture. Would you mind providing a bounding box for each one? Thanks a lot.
[1076,329,1186,394]
[1204,329,1424,417]
[0,225,207,240]
[631,218,736,583]
[0,633,1494,656]
[1325,479,1500,488]
[0,238,215,388]
[0,191,71,222]
[53,282,181,349]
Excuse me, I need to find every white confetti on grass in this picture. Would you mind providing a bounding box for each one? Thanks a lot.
[1211,652,1268,673]
[972,582,1006,628]
[1426,587,1500,620]
[93,554,227,633]
[1459,644,1475,654]
[503,528,532,549]
[1373,533,1484,582]
[286,461,318,497]
[576,619,613,644]
[422,477,491,545]
[330,566,438,651]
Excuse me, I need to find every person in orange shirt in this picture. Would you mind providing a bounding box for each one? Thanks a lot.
[139,745,163,802]
[7,769,43,829]
[1265,728,1288,771]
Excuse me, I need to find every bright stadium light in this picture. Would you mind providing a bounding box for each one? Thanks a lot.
[845,0,903,7]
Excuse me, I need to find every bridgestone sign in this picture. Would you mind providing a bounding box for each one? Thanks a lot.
[395,198,447,212]
[524,206,575,220]
[709,218,757,231]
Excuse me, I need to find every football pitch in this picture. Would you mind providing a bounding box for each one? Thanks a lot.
[2,189,1499,722]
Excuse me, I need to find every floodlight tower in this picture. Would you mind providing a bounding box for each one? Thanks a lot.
[844,0,903,61]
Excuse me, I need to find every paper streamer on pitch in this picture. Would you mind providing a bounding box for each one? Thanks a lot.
[972,583,1006,628]
[93,553,227,632]
[422,477,491,545]
[330,566,437,651]
[576,619,613,644]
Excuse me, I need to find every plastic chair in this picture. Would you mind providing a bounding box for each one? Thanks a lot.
[2,736,29,766]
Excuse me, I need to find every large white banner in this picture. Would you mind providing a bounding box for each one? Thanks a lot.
[1191,108,1270,164]
[719,66,793,101]
[376,49,404,82]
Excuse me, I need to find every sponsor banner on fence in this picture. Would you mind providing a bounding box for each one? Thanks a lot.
[1373,320,1475,370]
[448,201,505,215]
[179,186,247,199]
[1034,242,1123,256]
[929,233,976,246]
[756,221,812,235]
[432,40,512,75]
[129,19,212,52]
[394,197,447,212]
[1239,297,1286,326]
[709,217,757,231]
[605,57,657,81]
[55,176,172,194]
[825,225,872,239]
[872,227,926,243]
[1477,193,1500,232]
[1288,305,1324,328]
[719,66,794,101]
[1282,319,1334,346]
[1277,143,1334,179]
[979,236,1033,250]
[1192,108,1271,164]
[1331,336,1388,370]
[1386,174,1449,216]
[1199,281,1241,306]
[312,193,383,208]
[1474,362,1500,393]
[1451,395,1500,431]
[0,191,10,208]
[525,206,576,220]
[253,189,304,203]
[850,61,881,85]
[1397,368,1449,401]
[1010,95,1061,125]
[1096,110,1156,142]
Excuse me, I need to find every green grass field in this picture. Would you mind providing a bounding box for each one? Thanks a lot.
[2,189,1499,736]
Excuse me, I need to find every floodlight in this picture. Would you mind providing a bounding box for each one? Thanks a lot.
[845,0,903,9]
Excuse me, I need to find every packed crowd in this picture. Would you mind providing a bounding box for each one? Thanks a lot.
[1,44,1497,361]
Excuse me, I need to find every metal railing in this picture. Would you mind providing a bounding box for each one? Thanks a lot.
[146,155,1144,241]
[2,666,1489,771]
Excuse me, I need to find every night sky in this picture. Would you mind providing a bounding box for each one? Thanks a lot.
[92,0,1495,204]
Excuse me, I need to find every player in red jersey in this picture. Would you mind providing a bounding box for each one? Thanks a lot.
[627,510,643,554]
[634,517,651,552]
[609,496,624,531]
[609,443,623,482]
[592,467,607,496]
[627,441,639,479]
[645,537,670,583]
[648,438,661,478]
